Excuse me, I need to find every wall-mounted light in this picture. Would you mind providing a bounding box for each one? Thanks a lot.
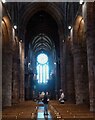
[14,25,17,30]
[28,63,30,66]
[63,40,65,43]
[54,62,56,65]
[79,0,83,4]
[20,40,22,43]
[2,20,4,24]
[68,26,71,30]
[2,0,6,3]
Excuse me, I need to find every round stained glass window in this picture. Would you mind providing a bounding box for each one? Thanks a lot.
[37,53,48,64]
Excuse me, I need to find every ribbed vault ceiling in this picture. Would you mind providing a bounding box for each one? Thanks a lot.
[26,10,59,55]
[32,33,53,53]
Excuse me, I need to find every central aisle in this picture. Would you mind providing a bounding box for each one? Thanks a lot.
[37,102,52,120]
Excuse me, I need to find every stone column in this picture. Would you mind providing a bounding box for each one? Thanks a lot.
[86,3,95,112]
[73,46,85,104]
[2,51,12,106]
[24,57,30,100]
[0,3,2,117]
[73,40,89,105]
[25,74,30,100]
[2,14,13,107]
[58,27,66,94]
[66,40,75,103]
[2,31,13,107]
[12,39,19,104]
[19,42,25,101]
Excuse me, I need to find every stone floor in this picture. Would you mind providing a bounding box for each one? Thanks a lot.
[37,106,52,120]
[37,101,52,120]
[2,100,95,120]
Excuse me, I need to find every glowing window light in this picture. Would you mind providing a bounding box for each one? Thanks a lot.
[39,65,42,83]
[36,53,49,84]
[43,65,45,83]
[37,53,48,64]
[45,64,48,80]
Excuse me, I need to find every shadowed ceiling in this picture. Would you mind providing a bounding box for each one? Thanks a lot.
[26,10,59,55]
[5,2,80,56]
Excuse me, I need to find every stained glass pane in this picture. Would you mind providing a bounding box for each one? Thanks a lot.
[37,53,48,64]
[36,53,49,84]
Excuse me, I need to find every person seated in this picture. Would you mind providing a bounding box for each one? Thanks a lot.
[59,90,64,104]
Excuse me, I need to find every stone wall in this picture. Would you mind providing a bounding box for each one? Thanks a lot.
[19,42,25,101]
[65,3,95,112]
[72,14,89,105]
[2,13,13,106]
[2,4,25,107]
[86,2,95,112]
[12,37,20,104]
[66,39,75,103]
[0,2,2,119]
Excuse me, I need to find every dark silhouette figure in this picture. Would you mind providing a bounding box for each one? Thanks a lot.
[43,92,49,115]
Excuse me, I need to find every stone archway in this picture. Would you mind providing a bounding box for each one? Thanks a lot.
[19,3,65,97]
[19,3,64,32]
